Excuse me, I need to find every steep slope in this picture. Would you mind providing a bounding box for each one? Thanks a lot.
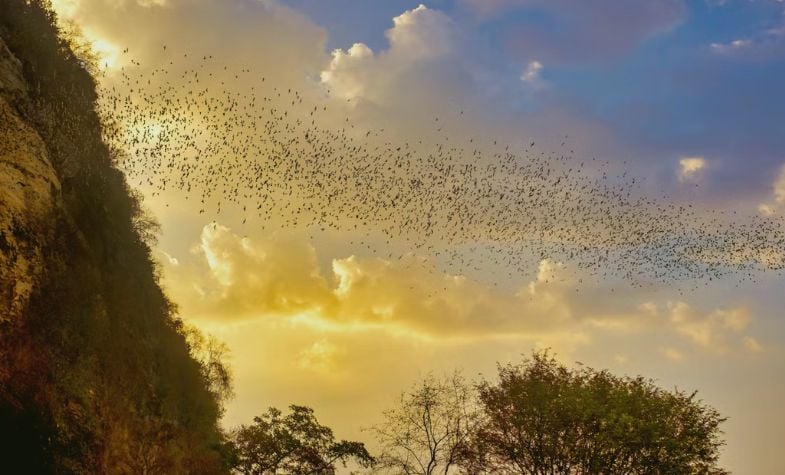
[0,1,229,473]
[0,35,60,325]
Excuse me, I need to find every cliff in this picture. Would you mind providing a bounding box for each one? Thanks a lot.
[0,1,229,473]
[0,35,61,326]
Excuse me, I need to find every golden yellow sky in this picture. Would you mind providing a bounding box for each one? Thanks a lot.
[51,1,785,472]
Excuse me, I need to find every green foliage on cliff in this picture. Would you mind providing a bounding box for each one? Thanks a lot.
[0,1,231,472]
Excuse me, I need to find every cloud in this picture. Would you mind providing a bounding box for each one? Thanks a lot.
[662,346,685,362]
[315,2,580,148]
[710,39,753,54]
[52,0,330,87]
[313,3,624,154]
[165,224,579,338]
[51,0,80,17]
[743,336,763,353]
[460,0,685,63]
[297,339,342,372]
[678,156,707,182]
[158,250,179,266]
[757,163,785,214]
[709,8,785,60]
[183,224,334,317]
[519,60,544,88]
[138,0,168,7]
[667,301,750,350]
[161,224,760,356]
[386,4,454,60]
[659,301,757,359]
[589,299,757,356]
[320,43,374,101]
[320,4,458,105]
[773,164,785,204]
[758,203,776,216]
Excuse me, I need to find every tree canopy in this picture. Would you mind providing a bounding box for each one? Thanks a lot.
[467,351,727,474]
[231,405,374,475]
[371,352,727,475]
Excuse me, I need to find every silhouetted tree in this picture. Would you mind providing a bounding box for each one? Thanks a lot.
[231,405,374,474]
[372,372,479,475]
[462,351,728,474]
[184,323,234,412]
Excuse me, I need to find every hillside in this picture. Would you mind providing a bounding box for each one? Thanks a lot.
[0,1,229,472]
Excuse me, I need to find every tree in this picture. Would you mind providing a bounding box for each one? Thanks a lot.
[464,351,728,474]
[231,405,374,475]
[372,372,480,475]
[183,323,234,412]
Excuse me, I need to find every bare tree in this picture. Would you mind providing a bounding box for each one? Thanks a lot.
[371,372,479,475]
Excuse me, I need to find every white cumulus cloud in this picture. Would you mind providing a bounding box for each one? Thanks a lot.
[320,4,456,104]
[520,60,544,86]
[161,224,760,356]
[678,156,706,182]
[758,163,785,215]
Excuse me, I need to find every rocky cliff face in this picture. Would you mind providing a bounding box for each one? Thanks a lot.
[0,3,228,470]
[0,35,62,324]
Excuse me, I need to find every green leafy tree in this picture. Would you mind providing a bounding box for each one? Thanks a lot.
[231,405,374,474]
[463,351,728,474]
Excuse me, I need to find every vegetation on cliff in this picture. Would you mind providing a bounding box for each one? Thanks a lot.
[0,1,231,472]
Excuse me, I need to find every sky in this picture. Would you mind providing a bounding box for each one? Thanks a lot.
[50,0,785,472]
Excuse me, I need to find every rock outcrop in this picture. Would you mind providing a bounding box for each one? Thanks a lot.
[0,35,62,323]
